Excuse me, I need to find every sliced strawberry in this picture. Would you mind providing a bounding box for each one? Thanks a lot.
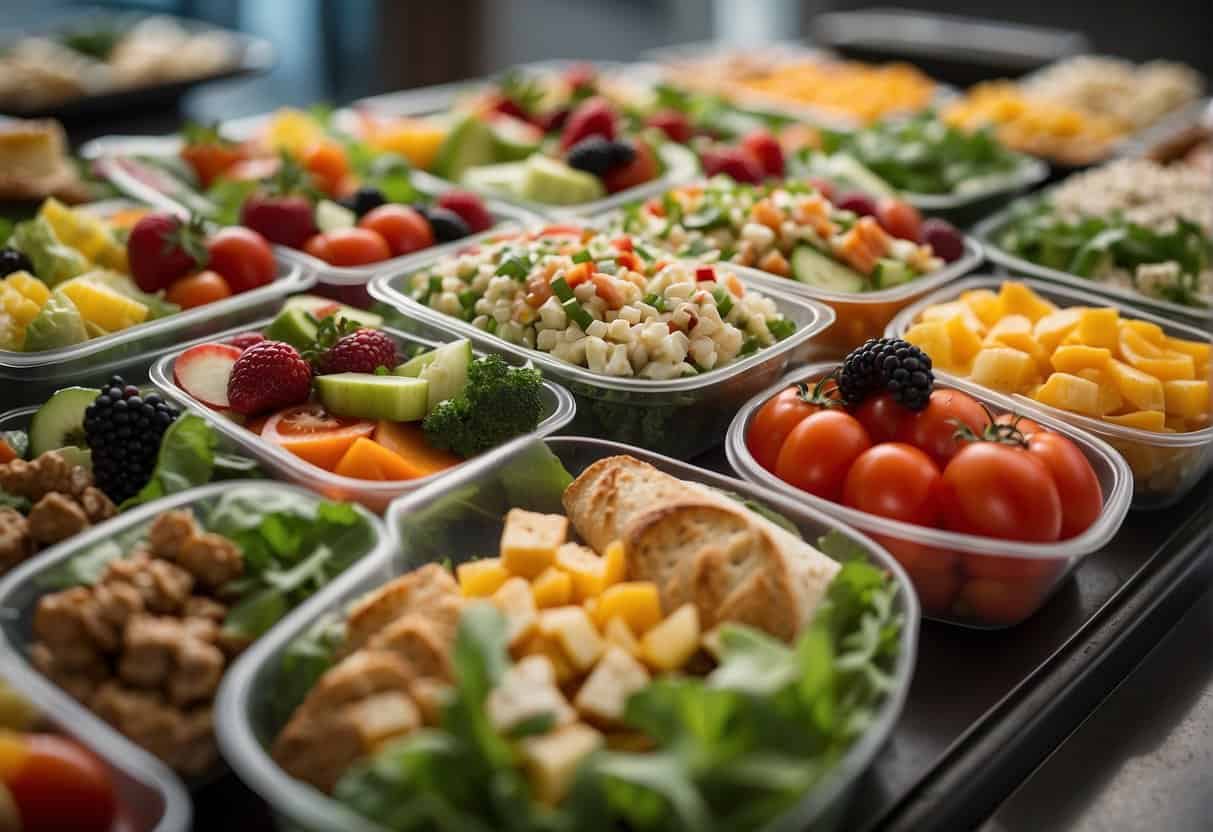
[740,130,785,178]
[174,343,242,409]
[701,147,765,185]
[560,96,618,151]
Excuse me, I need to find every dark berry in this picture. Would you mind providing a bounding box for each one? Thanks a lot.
[837,338,934,411]
[424,207,471,243]
[566,136,616,177]
[83,376,179,503]
[604,139,636,169]
[342,186,387,217]
[0,248,33,278]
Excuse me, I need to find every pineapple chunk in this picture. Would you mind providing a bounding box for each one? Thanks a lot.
[539,606,605,672]
[1033,307,1084,352]
[520,723,603,806]
[457,558,510,597]
[1103,410,1167,431]
[922,301,984,332]
[1164,336,1210,368]
[903,320,953,370]
[1163,380,1210,420]
[969,347,1036,392]
[58,279,148,332]
[997,282,1055,322]
[4,272,50,309]
[1051,345,1111,374]
[640,604,700,672]
[492,577,538,647]
[1120,319,1166,345]
[1118,328,1195,381]
[593,582,663,635]
[960,288,1001,328]
[602,540,627,587]
[1107,359,1166,412]
[573,646,651,726]
[1075,308,1120,350]
[1076,369,1123,415]
[946,315,983,365]
[1033,372,1102,416]
[501,509,567,578]
[603,617,641,656]
[39,198,127,272]
[531,566,573,609]
[556,543,607,601]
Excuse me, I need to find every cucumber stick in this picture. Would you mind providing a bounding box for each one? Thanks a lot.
[314,374,429,422]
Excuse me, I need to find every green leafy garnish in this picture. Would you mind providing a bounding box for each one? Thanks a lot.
[119,414,219,510]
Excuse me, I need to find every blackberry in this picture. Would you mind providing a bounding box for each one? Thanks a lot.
[83,375,179,503]
[0,248,33,278]
[340,186,386,217]
[604,139,636,169]
[566,136,616,176]
[424,207,471,243]
[837,338,933,411]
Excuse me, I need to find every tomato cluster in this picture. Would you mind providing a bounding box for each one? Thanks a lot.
[0,732,118,832]
[748,379,1104,625]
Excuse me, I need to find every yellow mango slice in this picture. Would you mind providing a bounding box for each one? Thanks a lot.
[1120,319,1166,345]
[1075,368,1123,415]
[946,315,983,365]
[58,279,148,332]
[1033,372,1102,416]
[1033,307,1084,352]
[922,301,984,333]
[1103,410,1167,431]
[1075,307,1120,350]
[1107,359,1166,412]
[531,567,573,609]
[1162,379,1210,420]
[1117,326,1166,359]
[457,558,510,597]
[593,582,663,635]
[1164,336,1210,367]
[970,347,1037,392]
[602,540,627,587]
[1051,344,1111,374]
[904,320,954,370]
[997,281,1055,323]
[960,288,1001,328]
[1119,335,1195,382]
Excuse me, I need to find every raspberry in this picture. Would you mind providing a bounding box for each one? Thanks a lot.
[436,190,493,233]
[227,341,313,415]
[228,332,265,351]
[319,329,399,375]
[84,376,179,503]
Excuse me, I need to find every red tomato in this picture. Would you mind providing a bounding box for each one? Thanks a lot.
[964,551,1066,581]
[853,392,911,443]
[941,442,1063,542]
[995,412,1045,437]
[957,577,1048,626]
[310,228,391,266]
[359,205,435,257]
[773,410,871,502]
[894,388,991,467]
[165,270,233,309]
[205,226,276,292]
[181,141,245,188]
[262,403,376,470]
[2,733,117,832]
[908,567,963,617]
[1026,432,1103,539]
[843,443,943,525]
[603,139,660,193]
[875,198,923,242]
[872,533,960,574]
[747,385,827,471]
[302,140,351,196]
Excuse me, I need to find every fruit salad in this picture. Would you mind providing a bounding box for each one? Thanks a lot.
[404,227,798,379]
[902,281,1211,434]
[267,454,902,830]
[168,297,548,485]
[993,160,1212,309]
[742,341,1109,625]
[0,199,278,353]
[0,377,256,575]
[25,484,377,776]
[616,178,964,294]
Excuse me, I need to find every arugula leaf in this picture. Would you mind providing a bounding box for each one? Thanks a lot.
[204,178,259,227]
[120,415,218,510]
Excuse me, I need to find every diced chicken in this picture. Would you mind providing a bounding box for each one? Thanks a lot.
[343,691,420,752]
[146,510,200,560]
[487,655,575,735]
[366,600,461,682]
[538,606,604,672]
[118,615,181,689]
[176,532,243,590]
[573,646,650,727]
[168,637,226,707]
[344,564,460,653]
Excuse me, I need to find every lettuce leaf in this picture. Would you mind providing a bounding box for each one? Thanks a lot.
[119,414,217,510]
[9,217,88,287]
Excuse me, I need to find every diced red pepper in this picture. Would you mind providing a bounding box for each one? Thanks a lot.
[611,236,634,252]
[644,198,665,217]
[695,266,717,282]
[565,261,593,287]
[615,251,642,272]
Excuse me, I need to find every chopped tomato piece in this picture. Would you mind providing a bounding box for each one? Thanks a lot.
[261,404,376,471]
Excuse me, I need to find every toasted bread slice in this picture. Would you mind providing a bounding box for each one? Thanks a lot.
[344,563,459,653]
[562,456,690,554]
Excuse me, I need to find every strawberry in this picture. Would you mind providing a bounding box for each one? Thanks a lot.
[227,341,313,416]
[646,109,693,144]
[239,154,318,249]
[700,147,765,185]
[560,96,618,151]
[436,190,494,233]
[127,213,206,293]
[602,139,660,194]
[228,332,265,351]
[318,329,398,374]
[740,130,785,178]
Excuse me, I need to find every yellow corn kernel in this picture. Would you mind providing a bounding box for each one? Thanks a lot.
[1103,410,1167,431]
[531,567,573,609]
[1162,380,1210,420]
[457,558,510,597]
[1033,372,1102,417]
[593,582,663,635]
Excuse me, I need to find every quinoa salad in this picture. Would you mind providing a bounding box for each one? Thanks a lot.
[613,178,953,293]
[996,159,1213,308]
[405,228,797,379]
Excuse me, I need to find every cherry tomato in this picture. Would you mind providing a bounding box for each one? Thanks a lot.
[358,205,435,257]
[1,733,117,832]
[773,410,871,502]
[894,389,990,467]
[303,233,328,261]
[310,228,391,266]
[964,551,1066,581]
[302,140,351,196]
[876,198,923,242]
[181,142,244,188]
[995,412,1044,437]
[956,577,1049,626]
[205,226,276,292]
[908,567,963,617]
[165,270,232,309]
[854,392,911,444]
[941,442,1062,542]
[843,443,943,525]
[747,385,828,471]
[1026,432,1103,539]
[872,533,960,575]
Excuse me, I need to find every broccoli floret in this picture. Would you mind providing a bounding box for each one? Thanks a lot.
[422,355,545,457]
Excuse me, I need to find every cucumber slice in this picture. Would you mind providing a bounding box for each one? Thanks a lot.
[265,299,384,349]
[872,258,915,289]
[316,199,356,233]
[417,339,472,413]
[29,386,99,456]
[791,246,867,293]
[315,373,429,422]
[393,350,437,378]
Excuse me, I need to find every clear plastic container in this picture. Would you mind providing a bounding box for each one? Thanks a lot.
[0,204,309,404]
[901,154,1049,226]
[214,435,920,832]
[369,258,834,459]
[0,480,389,823]
[727,362,1134,628]
[887,275,1213,509]
[973,195,1213,326]
[149,316,577,512]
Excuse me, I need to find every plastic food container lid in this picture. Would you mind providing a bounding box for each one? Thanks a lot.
[213,435,919,832]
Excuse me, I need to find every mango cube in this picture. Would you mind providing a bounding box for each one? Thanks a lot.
[970,347,1037,392]
[1033,372,1102,417]
[1051,345,1110,374]
[594,582,663,635]
[1163,380,1210,420]
[960,288,1001,327]
[1118,329,1195,381]
[501,509,567,578]
[922,300,984,333]
[556,543,607,601]
[1033,307,1084,352]
[1076,369,1123,415]
[1108,359,1166,412]
[946,316,983,365]
[602,540,627,587]
[538,606,605,671]
[531,566,573,608]
[904,320,953,370]
[457,558,510,597]
[1103,410,1167,431]
[1164,336,1210,368]
[640,604,700,672]
[1120,319,1166,345]
[997,282,1055,322]
[1075,308,1120,350]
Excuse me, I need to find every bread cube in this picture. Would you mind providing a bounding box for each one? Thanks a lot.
[1108,359,1166,412]
[1033,372,1102,416]
[501,510,568,578]
[1103,410,1166,431]
[1033,307,1084,352]
[493,577,538,647]
[486,654,575,735]
[514,632,577,684]
[531,567,573,609]
[556,543,607,601]
[1051,345,1110,375]
[574,646,651,726]
[969,347,1036,392]
[1163,380,1210,420]
[602,616,641,656]
[960,288,1001,328]
[1075,308,1120,350]
[904,320,953,370]
[997,282,1055,322]
[520,723,603,806]
[640,604,700,672]
[594,582,663,635]
[539,606,605,671]
[457,558,510,597]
